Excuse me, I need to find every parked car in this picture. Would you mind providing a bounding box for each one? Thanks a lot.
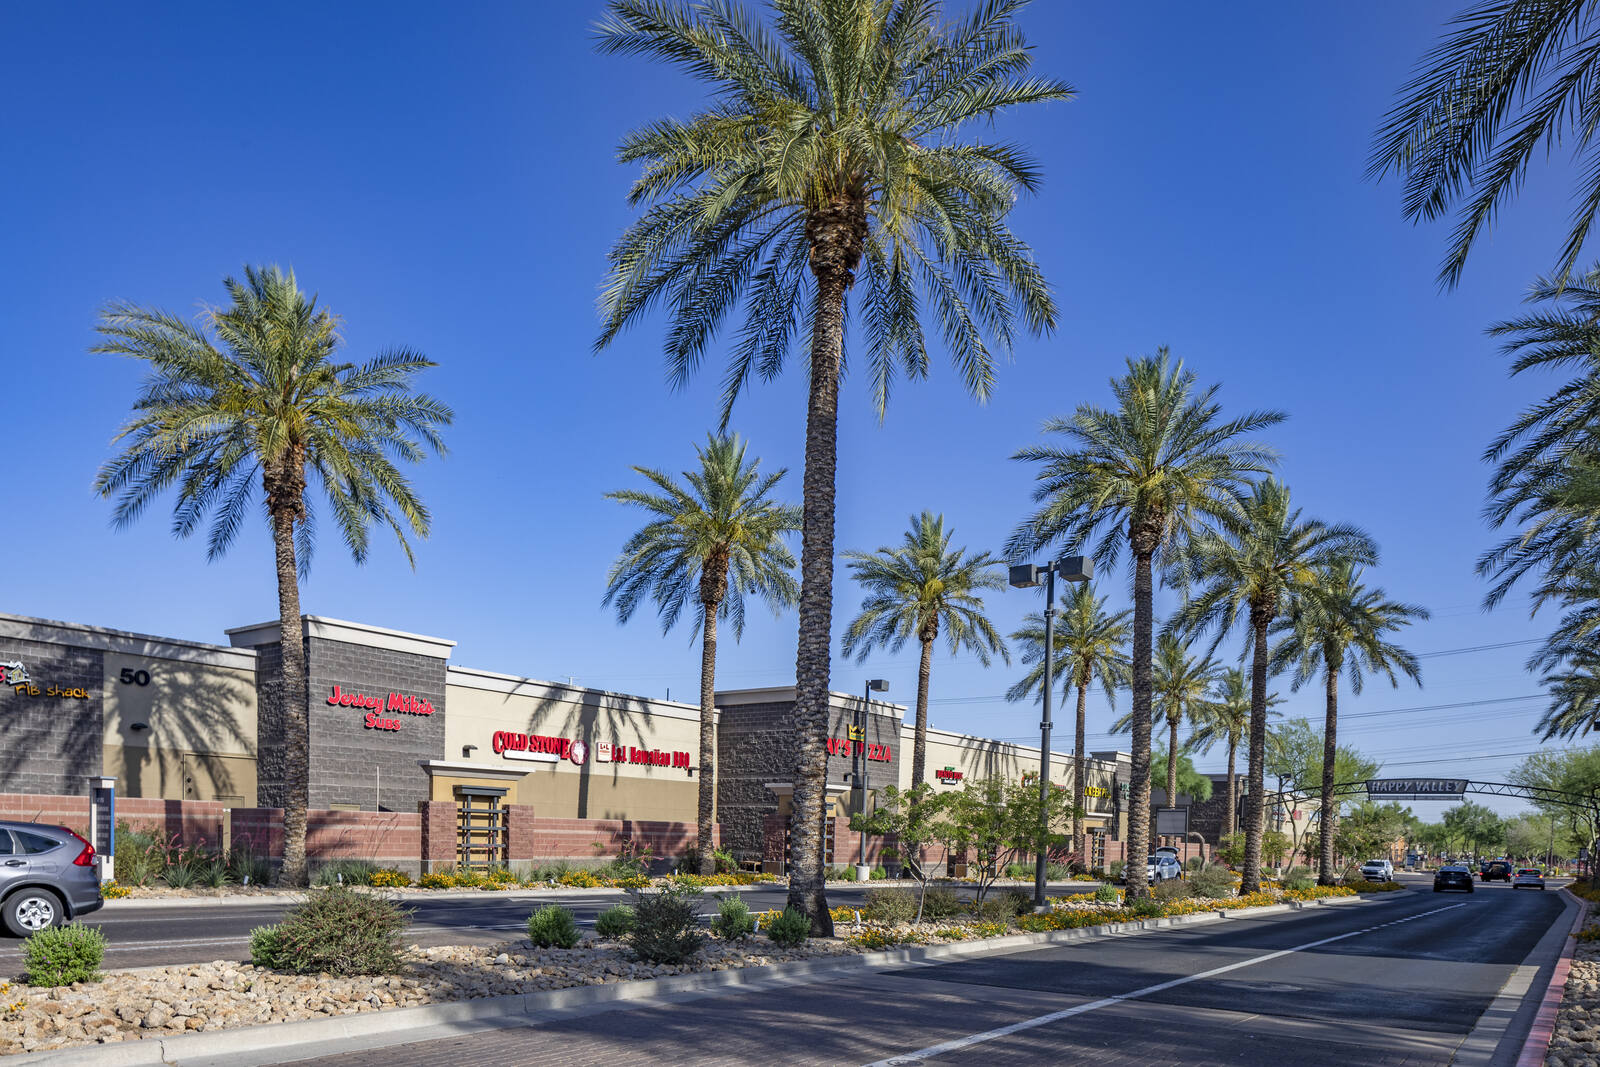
[0,821,104,937]
[1360,859,1394,881]
[1512,867,1547,891]
[1147,854,1183,883]
[1480,861,1512,882]
[1433,865,1475,893]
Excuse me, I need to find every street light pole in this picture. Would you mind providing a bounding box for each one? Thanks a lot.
[1010,556,1092,912]
[856,679,888,882]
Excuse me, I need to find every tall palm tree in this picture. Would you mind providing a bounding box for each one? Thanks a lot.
[604,434,802,876]
[842,512,1008,800]
[1111,634,1221,812]
[93,265,451,886]
[1270,562,1427,884]
[1370,1,1600,288]
[595,0,1070,932]
[1169,480,1376,893]
[1005,583,1130,859]
[1188,667,1282,845]
[1009,352,1282,899]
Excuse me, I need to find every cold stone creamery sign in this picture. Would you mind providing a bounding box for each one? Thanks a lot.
[492,731,589,765]
[327,684,436,732]
[1366,778,1468,799]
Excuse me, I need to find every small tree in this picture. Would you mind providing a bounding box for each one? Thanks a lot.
[942,777,1078,906]
[1335,802,1411,880]
[849,784,947,923]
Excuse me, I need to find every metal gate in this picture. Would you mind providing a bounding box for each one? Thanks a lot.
[454,786,507,871]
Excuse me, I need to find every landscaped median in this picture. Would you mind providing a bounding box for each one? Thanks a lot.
[0,879,1404,1057]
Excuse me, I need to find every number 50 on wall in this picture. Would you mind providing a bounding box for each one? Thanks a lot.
[119,668,150,686]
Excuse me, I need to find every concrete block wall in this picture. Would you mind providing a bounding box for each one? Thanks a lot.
[0,637,104,794]
[715,699,796,863]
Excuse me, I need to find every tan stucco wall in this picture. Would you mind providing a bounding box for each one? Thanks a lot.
[101,652,258,804]
[905,731,1118,826]
[443,676,704,820]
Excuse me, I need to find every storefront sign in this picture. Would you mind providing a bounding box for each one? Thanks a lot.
[826,738,892,762]
[492,731,588,765]
[1084,786,1108,798]
[590,740,691,770]
[1366,778,1466,799]
[935,766,963,784]
[3,659,89,699]
[327,684,435,716]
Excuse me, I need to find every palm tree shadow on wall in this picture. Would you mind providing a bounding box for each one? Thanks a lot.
[505,685,659,821]
[105,664,255,803]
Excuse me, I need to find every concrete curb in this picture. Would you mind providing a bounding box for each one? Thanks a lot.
[8,890,1407,1066]
[100,879,1102,911]
[1515,887,1591,1067]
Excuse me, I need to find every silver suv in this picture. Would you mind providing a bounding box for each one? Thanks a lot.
[0,821,105,936]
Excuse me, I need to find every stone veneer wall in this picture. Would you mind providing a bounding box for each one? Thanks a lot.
[0,636,103,794]
[305,637,448,812]
[249,641,288,809]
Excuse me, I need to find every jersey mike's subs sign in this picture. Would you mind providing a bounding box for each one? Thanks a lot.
[328,684,436,732]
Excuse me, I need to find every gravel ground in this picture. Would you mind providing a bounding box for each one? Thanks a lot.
[1549,937,1600,1066]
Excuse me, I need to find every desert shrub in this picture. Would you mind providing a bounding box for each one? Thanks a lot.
[486,865,518,885]
[870,866,888,880]
[847,927,919,949]
[101,881,132,899]
[255,886,409,975]
[527,905,582,949]
[558,869,602,888]
[765,907,810,948]
[1187,866,1238,900]
[161,845,207,889]
[1152,878,1192,902]
[1283,873,1317,892]
[1185,856,1206,872]
[112,824,165,887]
[595,903,636,939]
[534,860,572,881]
[627,884,704,964]
[450,867,487,888]
[711,896,755,941]
[22,923,104,985]
[249,924,286,969]
[864,887,917,924]
[1005,862,1033,880]
[313,859,378,887]
[417,872,455,889]
[920,886,965,920]
[1092,884,1121,903]
[226,843,271,887]
[1127,897,1167,918]
[368,868,412,888]
[826,865,854,881]
[1045,863,1074,881]
[199,853,232,889]
[1107,860,1126,882]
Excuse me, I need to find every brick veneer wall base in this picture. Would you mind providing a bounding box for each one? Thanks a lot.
[524,818,716,867]
[418,800,456,873]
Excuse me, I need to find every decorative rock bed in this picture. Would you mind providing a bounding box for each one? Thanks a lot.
[1548,937,1600,1065]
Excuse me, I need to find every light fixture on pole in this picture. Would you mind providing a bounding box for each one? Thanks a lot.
[1008,556,1092,911]
[855,679,889,882]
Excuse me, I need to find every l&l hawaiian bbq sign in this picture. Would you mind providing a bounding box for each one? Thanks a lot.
[327,684,436,732]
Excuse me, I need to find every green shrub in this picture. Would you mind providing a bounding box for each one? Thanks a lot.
[864,887,917,924]
[313,859,378,887]
[595,904,636,939]
[920,886,966,920]
[711,896,755,941]
[1152,878,1192,902]
[1187,865,1237,900]
[869,866,888,880]
[199,853,232,888]
[227,844,271,887]
[1284,873,1317,892]
[765,907,810,948]
[449,866,486,888]
[368,867,412,888]
[1093,884,1121,903]
[1185,856,1206,872]
[161,846,206,889]
[1004,862,1033,880]
[826,865,854,881]
[249,925,286,969]
[1045,862,1074,881]
[1127,897,1166,918]
[627,884,704,964]
[527,905,582,949]
[113,824,166,886]
[22,923,104,985]
[1107,860,1126,882]
[257,886,410,975]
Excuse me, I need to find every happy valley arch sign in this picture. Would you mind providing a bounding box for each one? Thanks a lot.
[1365,778,1467,799]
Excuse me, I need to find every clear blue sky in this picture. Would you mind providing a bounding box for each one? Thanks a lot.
[1,2,1582,818]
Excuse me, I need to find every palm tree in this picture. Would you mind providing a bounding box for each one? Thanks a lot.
[1112,635,1221,813]
[842,513,1007,802]
[1005,583,1130,859]
[1009,351,1282,899]
[603,434,802,875]
[1169,480,1377,893]
[1188,668,1282,845]
[1370,0,1600,287]
[595,0,1070,932]
[93,265,451,885]
[1270,563,1427,884]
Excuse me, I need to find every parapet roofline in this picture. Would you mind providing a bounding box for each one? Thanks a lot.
[226,615,457,658]
[714,685,908,720]
[0,611,258,671]
[446,664,704,717]
[912,722,1116,768]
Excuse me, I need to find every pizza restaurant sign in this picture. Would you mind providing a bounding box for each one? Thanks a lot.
[826,738,892,762]
[327,684,436,732]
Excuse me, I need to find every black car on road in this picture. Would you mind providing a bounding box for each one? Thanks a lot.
[1480,860,1512,882]
[1434,865,1475,893]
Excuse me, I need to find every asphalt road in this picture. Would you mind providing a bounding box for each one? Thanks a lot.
[0,881,1098,976]
[266,875,1574,1067]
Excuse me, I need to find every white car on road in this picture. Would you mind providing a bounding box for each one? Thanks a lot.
[1360,859,1394,881]
[1512,867,1547,890]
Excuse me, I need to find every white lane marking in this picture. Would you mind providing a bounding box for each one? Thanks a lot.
[865,902,1470,1066]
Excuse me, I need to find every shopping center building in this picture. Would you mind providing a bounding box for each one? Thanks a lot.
[0,611,1131,874]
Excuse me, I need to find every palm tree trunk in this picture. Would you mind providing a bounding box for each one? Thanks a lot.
[1241,613,1271,894]
[1224,739,1237,849]
[788,211,861,934]
[912,636,933,789]
[1125,546,1155,900]
[271,503,309,888]
[1317,656,1339,885]
[697,600,720,877]
[1073,679,1087,863]
[1167,713,1180,815]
